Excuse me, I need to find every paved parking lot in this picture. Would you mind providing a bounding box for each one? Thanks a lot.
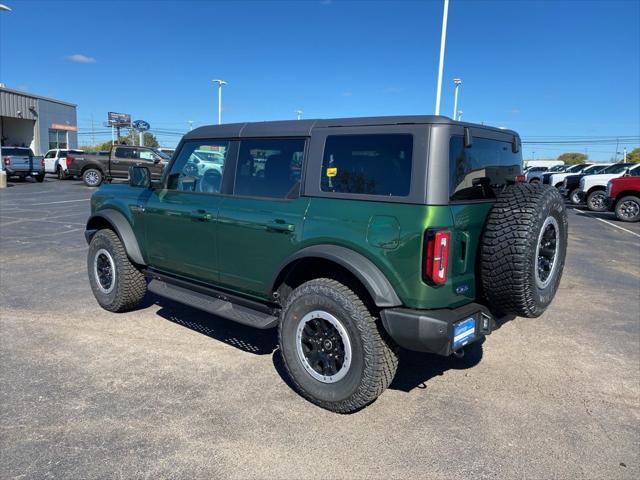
[1,177,639,479]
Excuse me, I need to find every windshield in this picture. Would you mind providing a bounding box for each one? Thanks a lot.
[193,150,225,164]
[602,163,631,174]
[549,165,566,172]
[582,165,604,173]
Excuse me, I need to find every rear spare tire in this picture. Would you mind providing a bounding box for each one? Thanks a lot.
[480,183,568,318]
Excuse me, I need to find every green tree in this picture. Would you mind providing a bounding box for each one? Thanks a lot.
[557,152,588,165]
[122,130,159,148]
[626,147,640,163]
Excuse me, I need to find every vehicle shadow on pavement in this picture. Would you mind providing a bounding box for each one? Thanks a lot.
[148,294,278,355]
[389,340,485,392]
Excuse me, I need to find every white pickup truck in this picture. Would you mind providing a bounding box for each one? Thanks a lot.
[579,163,640,211]
[43,148,85,180]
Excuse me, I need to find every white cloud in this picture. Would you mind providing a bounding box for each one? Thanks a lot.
[66,54,96,64]
[511,108,521,114]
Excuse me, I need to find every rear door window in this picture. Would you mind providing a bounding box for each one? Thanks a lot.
[449,136,522,201]
[235,138,305,199]
[321,134,412,196]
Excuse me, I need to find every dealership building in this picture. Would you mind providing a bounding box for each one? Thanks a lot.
[0,84,78,155]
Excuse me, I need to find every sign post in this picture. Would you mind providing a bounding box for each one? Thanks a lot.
[108,112,132,144]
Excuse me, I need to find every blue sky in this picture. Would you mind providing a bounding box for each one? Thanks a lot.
[1,0,639,159]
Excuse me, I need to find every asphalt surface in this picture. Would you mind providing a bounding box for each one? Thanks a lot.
[1,177,639,479]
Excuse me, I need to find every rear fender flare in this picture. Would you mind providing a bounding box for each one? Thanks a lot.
[272,244,402,308]
[85,209,145,265]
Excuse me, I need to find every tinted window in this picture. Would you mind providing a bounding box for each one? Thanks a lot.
[167,140,229,194]
[1,148,32,156]
[321,134,412,197]
[449,136,522,201]
[114,147,136,159]
[603,163,631,174]
[628,166,640,176]
[235,139,305,199]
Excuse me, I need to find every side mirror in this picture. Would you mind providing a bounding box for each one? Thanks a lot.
[129,165,151,188]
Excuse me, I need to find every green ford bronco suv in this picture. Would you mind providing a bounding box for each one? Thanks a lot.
[85,116,568,413]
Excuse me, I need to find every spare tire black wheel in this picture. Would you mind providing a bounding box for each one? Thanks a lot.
[480,183,568,318]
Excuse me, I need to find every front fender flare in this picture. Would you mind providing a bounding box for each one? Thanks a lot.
[85,209,146,265]
[273,245,402,307]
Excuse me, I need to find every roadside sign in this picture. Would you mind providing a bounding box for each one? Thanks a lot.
[132,120,150,132]
[108,112,131,126]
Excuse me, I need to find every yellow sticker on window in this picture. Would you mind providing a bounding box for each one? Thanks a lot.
[326,167,337,177]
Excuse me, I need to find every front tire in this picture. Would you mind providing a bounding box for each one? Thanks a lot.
[615,196,640,222]
[279,278,398,413]
[587,189,607,212]
[83,168,103,187]
[87,229,146,312]
[569,188,582,205]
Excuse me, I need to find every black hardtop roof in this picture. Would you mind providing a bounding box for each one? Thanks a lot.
[184,115,518,140]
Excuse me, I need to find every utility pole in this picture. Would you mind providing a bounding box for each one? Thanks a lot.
[188,120,194,131]
[623,147,627,162]
[457,110,463,121]
[452,78,462,119]
[90,114,95,146]
[212,79,227,125]
[296,110,303,120]
[434,0,450,115]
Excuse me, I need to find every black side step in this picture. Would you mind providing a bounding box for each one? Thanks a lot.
[148,279,279,329]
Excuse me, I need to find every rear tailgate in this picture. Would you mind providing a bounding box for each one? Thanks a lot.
[2,148,33,172]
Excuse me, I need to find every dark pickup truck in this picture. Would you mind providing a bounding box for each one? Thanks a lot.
[67,145,169,187]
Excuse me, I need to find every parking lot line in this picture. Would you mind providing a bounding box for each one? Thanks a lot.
[576,211,640,238]
[30,199,90,206]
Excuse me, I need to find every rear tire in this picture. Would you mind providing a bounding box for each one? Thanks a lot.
[279,278,398,413]
[57,165,67,180]
[587,189,607,212]
[614,196,640,222]
[83,168,103,187]
[87,229,146,312]
[480,183,568,318]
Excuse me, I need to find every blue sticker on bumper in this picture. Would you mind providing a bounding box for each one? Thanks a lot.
[453,317,476,349]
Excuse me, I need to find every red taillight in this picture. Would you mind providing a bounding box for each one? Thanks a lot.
[516,174,526,182]
[424,230,451,285]
[41,158,45,167]
[3,156,10,166]
[66,155,74,166]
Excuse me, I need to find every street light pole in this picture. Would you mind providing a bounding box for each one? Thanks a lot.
[296,110,303,120]
[457,110,463,121]
[188,120,194,131]
[434,0,450,115]
[452,78,461,119]
[212,79,227,125]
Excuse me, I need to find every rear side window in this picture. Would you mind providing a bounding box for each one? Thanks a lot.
[321,134,412,196]
[449,136,522,201]
[235,138,305,199]
[114,147,136,159]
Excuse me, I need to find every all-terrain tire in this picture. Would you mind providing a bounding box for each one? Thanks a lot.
[480,183,568,318]
[279,278,399,413]
[87,229,146,312]
[83,168,103,187]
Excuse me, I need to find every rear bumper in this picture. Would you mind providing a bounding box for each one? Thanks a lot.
[381,302,494,356]
[4,167,43,176]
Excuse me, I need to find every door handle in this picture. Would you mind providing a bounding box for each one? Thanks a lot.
[265,220,295,233]
[190,210,213,222]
